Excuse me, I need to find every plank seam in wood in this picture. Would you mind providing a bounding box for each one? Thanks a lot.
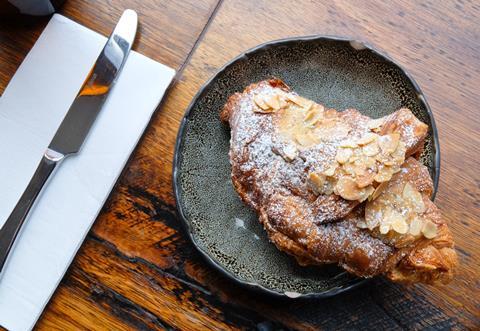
[175,0,224,78]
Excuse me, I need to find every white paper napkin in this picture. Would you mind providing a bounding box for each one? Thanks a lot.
[0,14,175,331]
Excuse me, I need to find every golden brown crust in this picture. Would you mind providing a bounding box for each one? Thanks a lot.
[367,158,456,283]
[221,79,457,284]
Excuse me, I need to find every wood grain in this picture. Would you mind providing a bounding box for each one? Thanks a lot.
[0,0,478,329]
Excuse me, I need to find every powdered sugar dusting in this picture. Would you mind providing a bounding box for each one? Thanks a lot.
[223,80,428,276]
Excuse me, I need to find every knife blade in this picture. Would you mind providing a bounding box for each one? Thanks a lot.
[0,9,138,278]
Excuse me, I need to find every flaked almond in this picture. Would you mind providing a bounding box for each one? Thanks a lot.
[253,94,270,110]
[323,182,335,195]
[357,221,368,229]
[324,182,335,195]
[332,123,350,140]
[365,203,387,229]
[410,260,437,270]
[357,132,378,146]
[362,141,380,156]
[402,182,416,199]
[413,197,426,213]
[421,221,438,239]
[308,172,326,192]
[392,140,406,161]
[379,223,391,234]
[285,94,301,105]
[375,153,388,163]
[335,177,364,200]
[370,181,389,200]
[364,157,377,169]
[356,172,375,188]
[339,139,357,148]
[286,94,310,108]
[368,118,385,131]
[303,101,314,111]
[304,107,323,126]
[349,156,359,163]
[391,216,408,234]
[365,202,381,229]
[359,185,375,202]
[366,218,378,231]
[342,163,356,176]
[279,96,288,109]
[383,159,396,166]
[409,217,423,236]
[323,164,337,177]
[391,165,402,174]
[336,148,353,164]
[264,94,281,110]
[403,183,425,213]
[283,144,297,162]
[353,164,367,177]
[383,209,399,225]
[353,156,364,165]
[295,132,318,147]
[374,166,394,183]
[378,133,400,154]
[316,127,348,143]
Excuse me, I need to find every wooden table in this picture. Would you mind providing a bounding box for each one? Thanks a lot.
[1,0,479,329]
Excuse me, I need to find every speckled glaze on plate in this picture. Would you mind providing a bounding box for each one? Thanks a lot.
[173,36,440,298]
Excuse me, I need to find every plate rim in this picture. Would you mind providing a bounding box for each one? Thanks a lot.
[172,34,440,299]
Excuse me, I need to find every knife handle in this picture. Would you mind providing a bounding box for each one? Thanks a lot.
[0,149,64,277]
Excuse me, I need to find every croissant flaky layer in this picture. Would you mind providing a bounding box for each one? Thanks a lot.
[221,79,457,284]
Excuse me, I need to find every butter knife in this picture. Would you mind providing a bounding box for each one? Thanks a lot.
[0,9,138,277]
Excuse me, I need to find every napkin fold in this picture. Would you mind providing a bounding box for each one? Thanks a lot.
[0,14,175,331]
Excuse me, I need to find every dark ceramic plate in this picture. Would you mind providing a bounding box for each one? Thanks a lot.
[173,36,440,298]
